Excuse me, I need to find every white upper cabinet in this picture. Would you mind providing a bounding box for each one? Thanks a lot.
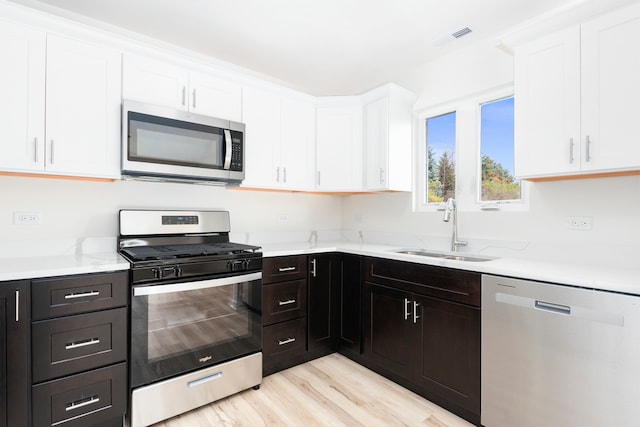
[0,25,121,179]
[242,85,316,190]
[515,2,640,179]
[45,34,122,178]
[316,98,363,191]
[122,53,242,122]
[0,19,46,172]
[362,83,416,191]
[580,3,640,172]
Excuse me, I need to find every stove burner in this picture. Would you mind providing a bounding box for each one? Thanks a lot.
[121,242,260,262]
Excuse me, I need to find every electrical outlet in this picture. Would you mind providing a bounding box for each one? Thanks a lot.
[14,211,42,225]
[278,214,289,222]
[567,216,592,230]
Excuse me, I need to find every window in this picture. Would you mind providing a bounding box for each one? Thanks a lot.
[414,86,526,213]
[479,96,521,202]
[425,112,456,204]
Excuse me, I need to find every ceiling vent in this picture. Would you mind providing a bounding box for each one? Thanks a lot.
[451,27,472,39]
[433,26,473,46]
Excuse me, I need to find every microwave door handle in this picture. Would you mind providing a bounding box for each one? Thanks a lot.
[223,129,232,170]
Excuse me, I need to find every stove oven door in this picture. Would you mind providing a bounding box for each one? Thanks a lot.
[130,271,262,388]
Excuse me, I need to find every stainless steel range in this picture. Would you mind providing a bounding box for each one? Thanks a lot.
[118,209,262,427]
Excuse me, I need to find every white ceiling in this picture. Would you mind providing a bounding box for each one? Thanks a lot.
[9,0,584,95]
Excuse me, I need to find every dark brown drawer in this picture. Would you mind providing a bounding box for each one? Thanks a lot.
[32,308,127,383]
[32,362,126,427]
[262,255,308,284]
[263,317,307,359]
[32,271,127,320]
[365,257,481,306]
[262,279,307,325]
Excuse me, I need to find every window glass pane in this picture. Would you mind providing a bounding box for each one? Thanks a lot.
[426,112,456,204]
[480,97,520,201]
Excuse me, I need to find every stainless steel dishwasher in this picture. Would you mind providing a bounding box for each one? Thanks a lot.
[482,274,640,427]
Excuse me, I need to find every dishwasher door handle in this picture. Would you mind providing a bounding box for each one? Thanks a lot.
[535,300,571,315]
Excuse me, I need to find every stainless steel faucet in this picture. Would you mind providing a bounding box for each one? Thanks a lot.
[443,198,467,252]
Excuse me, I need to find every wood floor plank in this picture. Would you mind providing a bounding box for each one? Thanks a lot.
[149,353,474,427]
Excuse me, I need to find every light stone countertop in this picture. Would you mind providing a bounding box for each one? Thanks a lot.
[260,241,640,296]
[1,239,637,296]
[0,252,130,281]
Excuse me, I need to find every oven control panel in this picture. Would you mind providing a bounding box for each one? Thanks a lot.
[162,215,199,225]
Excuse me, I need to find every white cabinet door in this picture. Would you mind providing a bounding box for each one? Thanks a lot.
[514,2,640,179]
[0,20,45,172]
[514,27,581,178]
[316,100,363,191]
[45,34,122,178]
[363,96,388,190]
[189,71,242,122]
[122,53,188,109]
[581,3,640,172]
[123,54,242,122]
[280,96,316,190]
[363,83,415,192]
[242,86,280,188]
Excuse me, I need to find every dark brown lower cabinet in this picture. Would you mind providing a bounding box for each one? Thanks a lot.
[361,258,481,426]
[31,271,128,427]
[0,280,29,427]
[336,254,362,357]
[307,254,338,358]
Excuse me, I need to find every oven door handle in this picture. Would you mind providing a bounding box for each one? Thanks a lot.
[132,272,262,296]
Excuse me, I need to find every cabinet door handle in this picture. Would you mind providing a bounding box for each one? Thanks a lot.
[182,86,186,106]
[380,168,385,184]
[65,338,100,350]
[34,137,38,163]
[310,258,317,278]
[569,138,574,164]
[192,88,197,109]
[317,171,321,186]
[403,298,410,320]
[585,135,591,162]
[64,290,100,300]
[278,299,296,306]
[276,166,280,182]
[278,337,296,346]
[50,140,54,165]
[66,395,100,412]
[413,301,420,324]
[15,290,20,322]
[278,266,296,272]
[283,167,287,183]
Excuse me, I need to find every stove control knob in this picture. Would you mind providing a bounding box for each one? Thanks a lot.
[242,260,251,270]
[152,268,162,279]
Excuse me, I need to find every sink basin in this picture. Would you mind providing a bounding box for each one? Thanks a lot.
[393,249,495,262]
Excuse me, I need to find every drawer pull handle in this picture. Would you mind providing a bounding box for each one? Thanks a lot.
[66,395,100,412]
[188,371,222,388]
[65,338,100,350]
[278,299,296,306]
[278,267,296,272]
[278,337,296,346]
[65,290,100,300]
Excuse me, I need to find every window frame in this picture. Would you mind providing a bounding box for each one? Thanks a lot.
[413,85,528,213]
[413,103,459,212]
[475,90,528,211]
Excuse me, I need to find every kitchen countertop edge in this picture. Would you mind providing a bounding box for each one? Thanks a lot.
[261,242,640,296]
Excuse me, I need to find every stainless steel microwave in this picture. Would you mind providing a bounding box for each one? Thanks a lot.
[121,100,245,185]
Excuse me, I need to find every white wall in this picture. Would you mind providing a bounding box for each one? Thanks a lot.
[0,176,342,254]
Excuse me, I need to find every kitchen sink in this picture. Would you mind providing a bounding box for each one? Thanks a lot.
[392,249,495,262]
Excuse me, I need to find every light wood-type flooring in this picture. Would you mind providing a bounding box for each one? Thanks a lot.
[151,353,474,427]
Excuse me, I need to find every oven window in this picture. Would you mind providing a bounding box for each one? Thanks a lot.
[130,277,262,387]
[147,285,249,361]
